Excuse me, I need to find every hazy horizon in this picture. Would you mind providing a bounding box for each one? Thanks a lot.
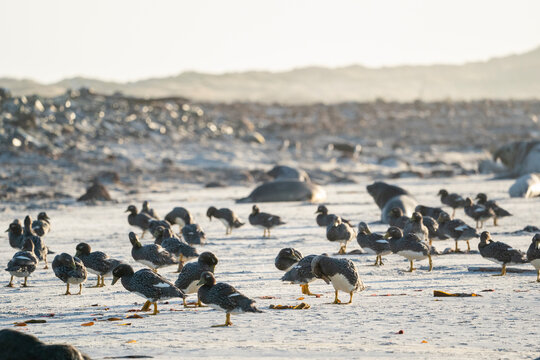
[2,0,540,83]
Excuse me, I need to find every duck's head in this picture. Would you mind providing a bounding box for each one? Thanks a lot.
[6,220,22,234]
[384,226,403,240]
[206,206,217,220]
[437,212,451,224]
[315,205,328,214]
[112,264,134,285]
[251,205,260,215]
[56,253,76,269]
[75,242,91,257]
[438,189,448,197]
[479,231,491,244]
[197,271,216,286]
[410,212,422,223]
[125,205,137,214]
[128,232,142,248]
[357,222,371,234]
[275,248,302,270]
[142,200,149,209]
[475,193,487,203]
[389,207,403,218]
[199,252,219,267]
[37,212,50,221]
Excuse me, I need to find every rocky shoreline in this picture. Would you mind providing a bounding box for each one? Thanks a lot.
[1,87,539,207]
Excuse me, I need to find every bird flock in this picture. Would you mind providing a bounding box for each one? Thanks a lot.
[4,188,540,331]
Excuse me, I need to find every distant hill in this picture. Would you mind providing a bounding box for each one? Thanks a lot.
[2,47,540,103]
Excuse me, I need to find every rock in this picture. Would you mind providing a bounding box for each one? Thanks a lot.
[236,180,326,203]
[77,182,113,202]
[508,173,540,198]
[493,140,540,177]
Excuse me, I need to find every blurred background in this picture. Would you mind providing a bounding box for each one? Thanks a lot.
[0,0,539,204]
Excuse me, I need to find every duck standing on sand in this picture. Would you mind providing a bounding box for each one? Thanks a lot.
[126,205,154,239]
[5,238,38,287]
[527,234,540,282]
[75,242,122,287]
[384,227,433,272]
[475,193,512,226]
[174,252,218,307]
[207,206,244,235]
[197,271,262,327]
[478,231,527,276]
[326,216,355,254]
[438,189,465,219]
[129,232,178,273]
[464,197,495,229]
[437,212,479,252]
[356,222,391,266]
[249,205,285,238]
[112,264,185,315]
[52,253,87,295]
[311,255,364,304]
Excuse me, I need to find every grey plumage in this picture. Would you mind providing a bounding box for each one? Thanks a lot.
[0,329,90,360]
[181,223,206,245]
[5,219,23,250]
[356,222,391,265]
[475,193,512,226]
[75,242,122,287]
[52,253,87,295]
[165,207,194,231]
[197,271,262,327]
[403,212,429,242]
[281,254,317,285]
[384,227,433,272]
[207,206,244,235]
[112,264,185,315]
[437,212,479,252]
[464,197,495,229]
[438,189,466,218]
[148,219,172,237]
[155,226,199,272]
[174,252,218,306]
[32,212,51,237]
[249,205,285,237]
[126,205,154,238]
[311,255,365,304]
[129,232,178,272]
[422,215,449,243]
[478,231,528,276]
[141,200,159,219]
[5,238,38,287]
[23,216,48,268]
[526,234,540,282]
[275,248,303,271]
[326,216,355,254]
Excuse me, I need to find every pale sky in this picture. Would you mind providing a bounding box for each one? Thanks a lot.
[1,0,539,83]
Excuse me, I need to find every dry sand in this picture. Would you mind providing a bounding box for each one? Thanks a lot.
[1,175,538,359]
